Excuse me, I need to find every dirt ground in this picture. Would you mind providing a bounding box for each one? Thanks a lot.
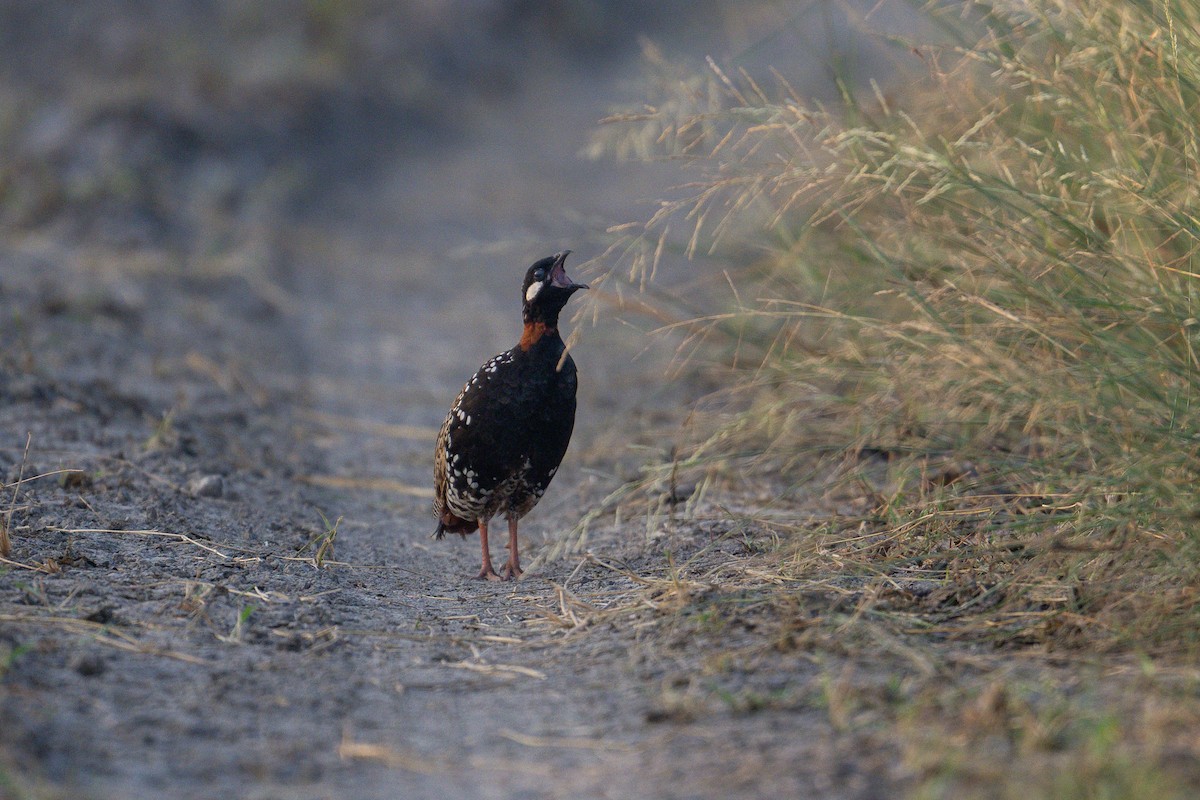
[0,122,891,800]
[0,4,904,798]
[0,248,880,800]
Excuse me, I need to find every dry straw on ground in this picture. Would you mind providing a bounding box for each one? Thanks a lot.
[555,2,1200,793]
[580,0,1200,657]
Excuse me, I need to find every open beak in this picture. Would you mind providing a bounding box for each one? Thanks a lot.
[549,250,588,290]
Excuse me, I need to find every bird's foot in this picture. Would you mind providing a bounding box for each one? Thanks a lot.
[475,564,504,582]
[500,560,523,581]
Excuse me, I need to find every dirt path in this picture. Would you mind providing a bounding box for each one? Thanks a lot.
[0,5,941,798]
[0,139,879,800]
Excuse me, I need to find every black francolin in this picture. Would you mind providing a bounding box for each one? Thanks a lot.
[433,251,587,580]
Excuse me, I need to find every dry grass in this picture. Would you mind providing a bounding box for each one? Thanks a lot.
[565,0,1200,794]
[528,518,1200,797]
[1,433,34,558]
[582,0,1200,656]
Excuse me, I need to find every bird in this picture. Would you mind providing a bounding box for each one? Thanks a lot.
[433,250,588,580]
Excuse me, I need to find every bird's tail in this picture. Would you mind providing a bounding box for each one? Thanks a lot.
[432,511,475,539]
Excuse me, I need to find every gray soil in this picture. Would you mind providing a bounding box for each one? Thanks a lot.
[1,4,921,798]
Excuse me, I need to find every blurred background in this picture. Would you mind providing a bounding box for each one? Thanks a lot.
[0,0,923,522]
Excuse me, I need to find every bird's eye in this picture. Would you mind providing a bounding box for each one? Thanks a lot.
[533,268,546,281]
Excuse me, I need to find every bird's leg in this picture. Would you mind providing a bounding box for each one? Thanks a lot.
[475,520,502,582]
[501,514,523,580]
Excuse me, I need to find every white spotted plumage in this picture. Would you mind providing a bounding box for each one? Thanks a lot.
[431,251,585,580]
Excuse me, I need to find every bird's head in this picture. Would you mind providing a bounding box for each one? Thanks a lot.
[522,251,588,323]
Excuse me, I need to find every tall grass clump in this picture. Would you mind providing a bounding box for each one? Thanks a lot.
[591,0,1200,652]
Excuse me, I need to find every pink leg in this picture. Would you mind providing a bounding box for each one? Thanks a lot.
[501,515,523,580]
[475,520,501,581]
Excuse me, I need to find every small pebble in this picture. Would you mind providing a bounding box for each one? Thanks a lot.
[187,474,225,499]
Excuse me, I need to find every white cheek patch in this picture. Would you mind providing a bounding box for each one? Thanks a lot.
[525,281,543,303]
